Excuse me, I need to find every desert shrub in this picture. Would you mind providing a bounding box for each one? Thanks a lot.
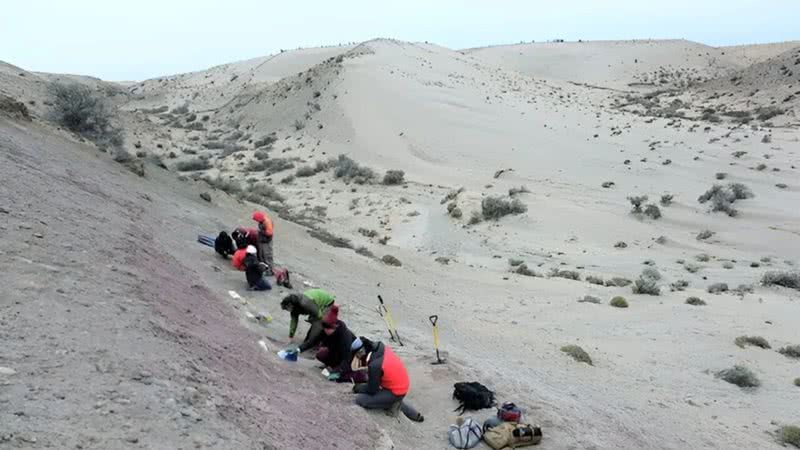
[756,163,767,171]
[549,268,581,281]
[735,336,771,349]
[481,196,527,220]
[293,119,305,131]
[707,283,729,294]
[696,230,715,240]
[241,183,284,204]
[601,181,615,188]
[253,149,271,161]
[632,267,661,295]
[776,183,788,189]
[449,206,463,218]
[643,204,662,219]
[358,228,378,238]
[381,255,402,267]
[684,263,701,273]
[686,296,706,306]
[610,296,629,308]
[777,425,800,448]
[614,241,628,249]
[755,106,784,121]
[219,143,246,157]
[778,345,800,359]
[670,280,689,291]
[628,195,648,213]
[260,158,296,175]
[696,253,711,262]
[509,186,530,196]
[794,378,800,387]
[468,211,482,225]
[176,158,211,172]
[561,345,592,365]
[513,264,539,277]
[382,170,405,185]
[606,277,632,287]
[716,365,760,388]
[715,172,727,180]
[296,165,318,177]
[206,176,242,195]
[509,258,524,267]
[578,295,601,304]
[329,155,375,183]
[48,82,123,147]
[254,135,277,149]
[698,183,754,217]
[723,261,734,269]
[761,271,800,290]
[172,104,189,114]
[308,229,353,249]
[732,284,754,295]
[660,194,674,206]
[586,275,605,286]
[355,246,374,258]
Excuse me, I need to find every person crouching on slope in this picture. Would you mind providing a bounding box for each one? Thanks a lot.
[281,289,335,346]
[243,245,271,291]
[251,211,274,273]
[351,337,424,422]
[231,243,248,271]
[297,305,358,381]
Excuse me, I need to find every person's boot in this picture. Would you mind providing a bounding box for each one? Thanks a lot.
[385,399,402,418]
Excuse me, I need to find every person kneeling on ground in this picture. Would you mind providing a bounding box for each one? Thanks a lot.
[281,289,335,347]
[299,306,358,380]
[244,245,271,291]
[351,337,424,422]
[231,242,248,271]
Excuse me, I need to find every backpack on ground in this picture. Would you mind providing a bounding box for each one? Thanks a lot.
[484,422,542,449]
[497,402,522,422]
[452,381,496,413]
[214,231,235,258]
[448,417,482,449]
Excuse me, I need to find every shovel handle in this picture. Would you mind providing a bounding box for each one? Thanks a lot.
[377,295,385,305]
[429,315,438,326]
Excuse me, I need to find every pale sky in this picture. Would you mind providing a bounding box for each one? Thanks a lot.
[2,0,797,81]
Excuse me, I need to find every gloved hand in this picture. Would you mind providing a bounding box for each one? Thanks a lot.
[327,372,340,381]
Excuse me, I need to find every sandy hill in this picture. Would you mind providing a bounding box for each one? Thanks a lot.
[2,37,800,449]
[720,41,800,66]
[464,39,737,90]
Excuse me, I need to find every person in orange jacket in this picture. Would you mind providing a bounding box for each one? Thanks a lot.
[231,245,249,271]
[351,337,424,422]
[251,211,274,273]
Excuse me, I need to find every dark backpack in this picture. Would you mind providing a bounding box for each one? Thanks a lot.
[452,382,495,413]
[214,231,235,258]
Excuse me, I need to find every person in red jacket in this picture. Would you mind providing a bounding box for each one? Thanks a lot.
[351,337,424,422]
[251,211,274,272]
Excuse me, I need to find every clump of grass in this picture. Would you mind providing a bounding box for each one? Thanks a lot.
[578,295,601,304]
[586,275,605,286]
[605,277,632,287]
[381,254,402,267]
[643,204,662,219]
[686,262,701,274]
[513,263,540,277]
[560,345,592,365]
[508,258,524,267]
[670,280,689,291]
[716,365,760,388]
[308,228,353,249]
[696,253,711,262]
[250,157,297,175]
[358,228,378,238]
[382,170,405,185]
[707,283,729,294]
[735,336,771,349]
[777,425,800,448]
[240,183,285,204]
[293,119,305,131]
[468,211,482,225]
[632,267,661,295]
[660,194,674,206]
[722,261,734,269]
[355,246,374,258]
[696,230,715,241]
[761,271,800,290]
[296,165,318,177]
[254,135,277,148]
[481,196,527,220]
[176,158,211,172]
[205,176,242,195]
[778,345,800,359]
[549,268,581,281]
[609,296,629,308]
[698,183,754,217]
[686,296,706,306]
[614,241,628,249]
[715,172,727,180]
[627,195,648,213]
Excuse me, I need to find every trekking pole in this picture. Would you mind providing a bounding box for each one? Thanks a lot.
[429,315,446,364]
[377,295,403,346]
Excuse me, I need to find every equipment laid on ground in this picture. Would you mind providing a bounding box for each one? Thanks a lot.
[376,295,403,346]
[429,315,446,365]
[453,381,496,413]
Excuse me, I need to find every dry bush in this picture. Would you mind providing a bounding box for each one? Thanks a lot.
[627,195,648,213]
[176,158,211,172]
[605,277,632,287]
[355,246,374,258]
[381,255,402,267]
[686,296,706,306]
[716,365,760,388]
[578,295,601,304]
[660,194,674,206]
[296,165,318,177]
[586,275,605,286]
[172,104,189,114]
[382,170,405,185]
[509,258,524,267]
[755,106,784,121]
[715,172,727,180]
[761,271,800,290]
[684,263,701,274]
[481,196,527,220]
[707,283,729,294]
[308,229,353,249]
[696,253,711,262]
[698,183,754,217]
[513,263,540,277]
[329,155,375,183]
[735,336,771,349]
[205,176,242,195]
[609,296,629,308]
[48,82,123,148]
[643,204,662,219]
[509,186,530,196]
[561,345,592,365]
[777,425,800,448]
[468,211,482,225]
[632,267,661,295]
[241,183,285,204]
[670,280,689,291]
[779,345,800,359]
[254,135,277,149]
[696,230,715,241]
[293,119,305,131]
[358,228,378,238]
[614,241,628,249]
[549,268,581,281]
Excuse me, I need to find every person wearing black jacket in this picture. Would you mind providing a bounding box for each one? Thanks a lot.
[243,246,271,291]
[300,306,356,379]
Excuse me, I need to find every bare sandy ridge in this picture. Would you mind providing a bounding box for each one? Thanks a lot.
[2,37,800,449]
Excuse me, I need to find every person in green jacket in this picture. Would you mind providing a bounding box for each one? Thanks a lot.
[280,289,335,350]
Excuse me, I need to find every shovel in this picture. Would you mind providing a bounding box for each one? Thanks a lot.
[377,295,404,346]
[429,315,446,365]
